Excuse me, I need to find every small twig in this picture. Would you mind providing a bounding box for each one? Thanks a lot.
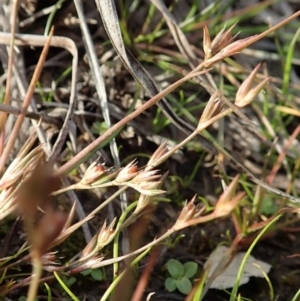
[0,103,62,126]
[19,4,59,27]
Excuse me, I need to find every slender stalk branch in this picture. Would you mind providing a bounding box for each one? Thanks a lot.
[53,70,209,177]
[27,256,43,301]
[0,29,54,174]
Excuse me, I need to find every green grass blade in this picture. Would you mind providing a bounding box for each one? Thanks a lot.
[282,28,300,95]
[229,214,282,301]
[54,272,80,301]
[44,283,52,301]
[44,0,68,35]
[291,289,300,301]
[100,247,151,301]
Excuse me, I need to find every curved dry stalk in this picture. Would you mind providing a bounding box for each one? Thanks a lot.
[0,103,62,126]
[0,31,78,163]
[0,28,54,174]
[0,30,91,239]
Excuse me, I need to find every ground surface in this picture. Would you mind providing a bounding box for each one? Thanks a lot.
[1,0,300,300]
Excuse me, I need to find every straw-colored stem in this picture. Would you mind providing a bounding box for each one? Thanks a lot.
[27,256,43,301]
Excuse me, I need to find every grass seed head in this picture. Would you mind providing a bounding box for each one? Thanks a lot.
[69,256,105,273]
[235,64,271,107]
[146,141,168,170]
[204,36,253,67]
[81,161,107,185]
[176,196,198,224]
[214,175,244,217]
[134,171,168,213]
[199,91,223,124]
[114,160,139,183]
[204,23,238,60]
[96,218,117,250]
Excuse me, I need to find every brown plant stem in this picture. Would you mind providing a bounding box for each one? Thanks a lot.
[53,70,209,177]
[0,0,19,153]
[0,28,54,174]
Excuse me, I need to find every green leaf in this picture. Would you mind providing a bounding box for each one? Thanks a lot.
[183,262,198,278]
[165,277,177,292]
[166,259,184,278]
[44,282,52,301]
[81,269,92,276]
[63,276,76,287]
[176,277,192,295]
[91,269,103,281]
[259,197,278,215]
[92,121,108,135]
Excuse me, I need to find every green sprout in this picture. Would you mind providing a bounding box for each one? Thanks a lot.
[165,259,198,295]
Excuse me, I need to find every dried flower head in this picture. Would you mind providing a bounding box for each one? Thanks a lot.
[214,175,245,217]
[114,160,138,183]
[235,63,271,107]
[175,195,203,225]
[97,218,117,249]
[81,235,98,260]
[80,219,116,261]
[41,252,60,272]
[203,36,253,68]
[126,169,165,196]
[69,256,105,274]
[81,160,106,185]
[131,169,161,184]
[146,141,168,171]
[203,23,238,60]
[0,142,44,191]
[134,172,168,213]
[199,91,223,124]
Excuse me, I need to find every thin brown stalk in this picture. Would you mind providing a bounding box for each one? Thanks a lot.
[147,108,233,169]
[131,249,158,301]
[167,63,268,141]
[0,0,19,154]
[0,103,62,126]
[0,28,54,174]
[53,69,209,177]
[266,125,300,185]
[203,10,300,67]
[76,211,219,269]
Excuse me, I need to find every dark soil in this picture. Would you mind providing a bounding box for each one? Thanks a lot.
[1,1,300,301]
